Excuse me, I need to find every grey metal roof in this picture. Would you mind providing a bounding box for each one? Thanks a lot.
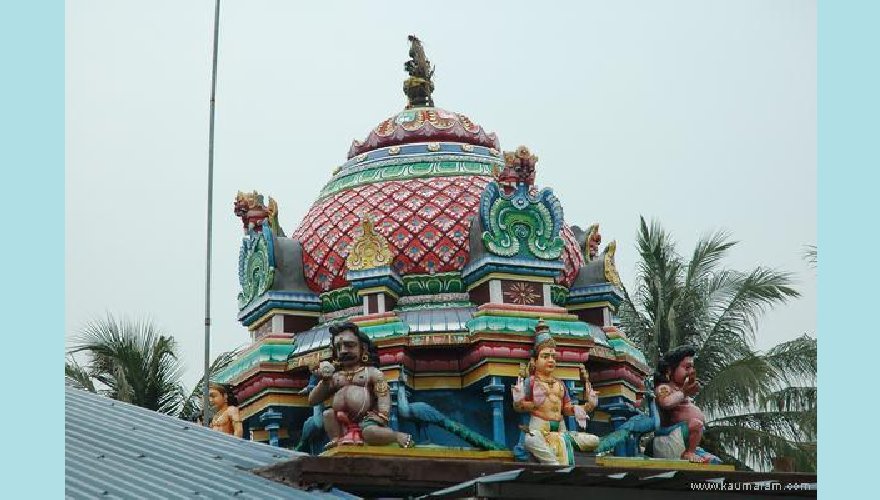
[65,386,352,499]
[292,324,332,356]
[398,306,475,333]
[420,467,818,499]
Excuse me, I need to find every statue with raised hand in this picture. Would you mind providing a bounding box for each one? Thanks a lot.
[307,321,414,449]
[653,345,719,463]
[511,320,599,465]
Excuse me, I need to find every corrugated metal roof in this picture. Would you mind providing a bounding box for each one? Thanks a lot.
[420,467,818,499]
[292,324,332,355]
[65,386,352,499]
[398,306,475,333]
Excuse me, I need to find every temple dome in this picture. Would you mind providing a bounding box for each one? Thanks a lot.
[291,107,584,293]
[291,35,583,294]
[293,108,500,293]
[347,107,500,160]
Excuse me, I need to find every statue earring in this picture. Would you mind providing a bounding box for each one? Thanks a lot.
[362,353,370,363]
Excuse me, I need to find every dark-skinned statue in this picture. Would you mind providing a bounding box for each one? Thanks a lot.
[307,322,414,448]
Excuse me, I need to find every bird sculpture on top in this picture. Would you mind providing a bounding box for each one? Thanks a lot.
[403,35,435,108]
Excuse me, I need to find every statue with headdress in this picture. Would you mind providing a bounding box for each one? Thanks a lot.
[511,320,600,464]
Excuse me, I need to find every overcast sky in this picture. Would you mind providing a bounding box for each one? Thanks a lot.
[66,0,816,390]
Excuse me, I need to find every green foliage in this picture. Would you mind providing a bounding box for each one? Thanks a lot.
[68,314,244,422]
[65,355,96,393]
[68,314,184,415]
[618,217,815,471]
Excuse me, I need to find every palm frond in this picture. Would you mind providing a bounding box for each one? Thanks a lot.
[69,313,184,414]
[704,425,816,473]
[762,386,817,414]
[697,355,774,416]
[64,355,96,392]
[762,335,816,386]
[684,230,737,289]
[709,411,814,442]
[631,216,685,364]
[706,268,799,345]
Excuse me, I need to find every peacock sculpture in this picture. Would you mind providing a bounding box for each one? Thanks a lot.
[396,372,506,451]
[596,377,660,455]
[294,372,325,454]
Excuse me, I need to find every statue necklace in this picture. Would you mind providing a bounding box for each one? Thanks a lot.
[535,375,557,389]
[211,405,227,426]
[342,365,365,383]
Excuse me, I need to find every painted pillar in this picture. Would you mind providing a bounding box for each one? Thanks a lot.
[610,414,630,456]
[260,406,284,447]
[311,403,324,455]
[483,376,506,445]
[564,380,579,432]
[388,379,401,429]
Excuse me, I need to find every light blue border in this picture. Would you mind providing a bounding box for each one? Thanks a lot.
[0,0,63,497]
[819,0,878,496]
[0,0,869,495]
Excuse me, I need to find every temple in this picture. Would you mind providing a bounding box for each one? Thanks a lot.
[216,35,655,462]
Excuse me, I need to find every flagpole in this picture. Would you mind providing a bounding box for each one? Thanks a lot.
[203,0,221,426]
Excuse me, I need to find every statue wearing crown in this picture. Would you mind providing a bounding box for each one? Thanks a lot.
[511,321,600,465]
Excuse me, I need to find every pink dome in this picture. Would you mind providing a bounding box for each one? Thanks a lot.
[347,107,499,160]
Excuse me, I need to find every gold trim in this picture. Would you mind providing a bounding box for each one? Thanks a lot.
[250,428,290,442]
[591,410,611,422]
[565,301,613,312]
[240,393,310,420]
[594,383,638,402]
[356,286,399,300]
[596,456,735,472]
[414,375,463,390]
[322,445,515,461]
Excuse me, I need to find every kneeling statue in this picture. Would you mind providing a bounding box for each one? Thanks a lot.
[307,321,414,449]
[653,345,720,463]
[512,321,599,465]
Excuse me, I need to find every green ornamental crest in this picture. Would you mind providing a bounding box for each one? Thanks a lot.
[238,225,276,310]
[479,182,565,260]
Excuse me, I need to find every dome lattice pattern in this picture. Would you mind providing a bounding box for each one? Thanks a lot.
[293,175,490,292]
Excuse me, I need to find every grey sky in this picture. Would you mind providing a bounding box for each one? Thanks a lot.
[66,0,816,390]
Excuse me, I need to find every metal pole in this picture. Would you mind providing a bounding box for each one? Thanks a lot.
[202,0,221,427]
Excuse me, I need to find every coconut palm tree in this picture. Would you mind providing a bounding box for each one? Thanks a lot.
[67,314,184,415]
[618,217,816,471]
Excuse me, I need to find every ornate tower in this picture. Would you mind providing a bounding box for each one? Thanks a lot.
[216,37,649,454]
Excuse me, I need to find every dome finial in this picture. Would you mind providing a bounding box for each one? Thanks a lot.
[403,35,435,108]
